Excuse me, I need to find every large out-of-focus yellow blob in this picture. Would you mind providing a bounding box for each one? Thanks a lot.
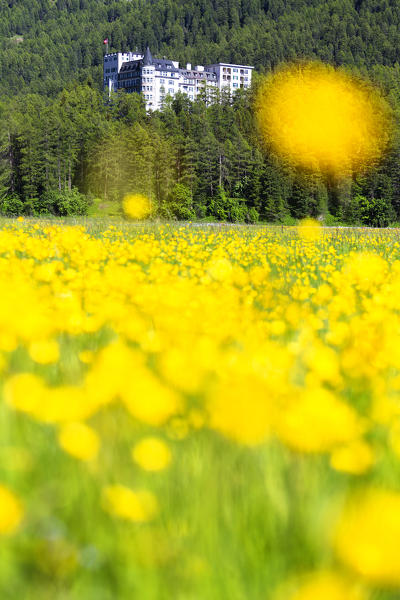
[255,62,391,175]
[123,193,152,220]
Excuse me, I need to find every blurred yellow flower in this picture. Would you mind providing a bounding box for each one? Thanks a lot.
[208,257,233,282]
[208,376,273,445]
[344,252,388,291]
[277,571,367,600]
[389,420,400,458]
[123,194,152,220]
[102,485,158,522]
[78,350,94,364]
[132,437,171,471]
[276,388,363,453]
[28,339,60,364]
[58,422,100,461]
[0,485,23,534]
[255,61,391,174]
[122,369,181,426]
[3,373,45,415]
[297,218,322,243]
[330,439,374,475]
[335,489,400,585]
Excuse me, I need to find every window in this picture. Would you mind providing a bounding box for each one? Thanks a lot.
[233,68,238,72]
[233,75,238,80]
[244,69,248,74]
[233,83,238,87]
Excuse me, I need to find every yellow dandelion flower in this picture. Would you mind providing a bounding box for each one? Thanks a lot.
[297,218,322,242]
[208,376,273,445]
[102,485,158,522]
[28,339,60,364]
[330,439,375,475]
[0,485,23,534]
[78,350,94,364]
[132,437,172,471]
[58,422,100,461]
[3,373,45,415]
[255,61,391,174]
[121,369,181,426]
[335,489,400,585]
[123,194,152,220]
[276,387,363,453]
[208,257,233,282]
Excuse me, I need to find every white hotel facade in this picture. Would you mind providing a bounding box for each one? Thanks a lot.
[103,47,254,110]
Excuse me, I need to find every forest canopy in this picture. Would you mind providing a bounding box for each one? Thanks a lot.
[1,0,400,223]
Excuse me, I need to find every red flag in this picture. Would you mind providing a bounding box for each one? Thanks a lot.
[103,38,108,44]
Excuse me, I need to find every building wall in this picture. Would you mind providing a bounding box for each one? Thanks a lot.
[205,63,253,93]
[105,51,253,110]
[103,52,143,92]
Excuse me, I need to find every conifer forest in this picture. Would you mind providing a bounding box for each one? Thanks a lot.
[1,0,400,223]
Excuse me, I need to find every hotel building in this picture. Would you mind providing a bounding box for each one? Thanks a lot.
[104,47,254,110]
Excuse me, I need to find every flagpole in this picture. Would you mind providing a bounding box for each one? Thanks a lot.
[103,38,110,98]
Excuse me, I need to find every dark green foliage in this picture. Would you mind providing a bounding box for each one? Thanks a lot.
[1,188,89,216]
[165,184,196,220]
[3,0,400,98]
[0,1,400,221]
[0,194,24,216]
[45,188,90,216]
[357,194,395,227]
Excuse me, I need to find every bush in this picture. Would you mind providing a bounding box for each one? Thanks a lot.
[24,196,55,216]
[42,188,89,216]
[323,212,340,226]
[357,194,395,227]
[246,207,259,224]
[229,198,247,222]
[165,184,196,220]
[280,214,297,226]
[0,194,24,216]
[208,188,251,222]
[208,187,228,221]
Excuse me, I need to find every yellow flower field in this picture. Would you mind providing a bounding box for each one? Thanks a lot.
[1,218,400,598]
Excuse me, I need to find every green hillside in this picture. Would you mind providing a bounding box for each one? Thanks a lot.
[0,0,399,224]
[1,0,400,96]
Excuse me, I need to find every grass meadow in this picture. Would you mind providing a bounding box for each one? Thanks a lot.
[0,218,399,599]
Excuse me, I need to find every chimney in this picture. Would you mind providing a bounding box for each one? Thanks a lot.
[186,63,192,70]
